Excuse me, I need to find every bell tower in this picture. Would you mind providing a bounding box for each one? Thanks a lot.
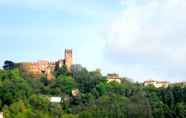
[65,49,73,72]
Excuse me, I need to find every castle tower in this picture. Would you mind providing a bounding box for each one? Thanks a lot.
[65,49,73,72]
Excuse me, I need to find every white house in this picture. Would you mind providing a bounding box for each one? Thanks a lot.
[49,97,62,103]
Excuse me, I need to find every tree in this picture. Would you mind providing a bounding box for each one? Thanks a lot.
[3,60,16,70]
[48,103,63,117]
[55,65,68,78]
[96,82,107,96]
[175,102,186,118]
[74,68,99,93]
[49,76,76,95]
[79,94,129,118]
[40,74,49,86]
[0,78,32,106]
[3,100,34,118]
[1,63,186,118]
[125,91,153,118]
[29,94,49,111]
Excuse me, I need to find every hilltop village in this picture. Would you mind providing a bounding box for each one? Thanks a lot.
[1,49,186,118]
[3,49,170,88]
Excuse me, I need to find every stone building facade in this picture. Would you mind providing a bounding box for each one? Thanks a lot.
[18,49,73,80]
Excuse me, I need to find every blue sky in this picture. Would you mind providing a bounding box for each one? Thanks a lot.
[0,0,186,82]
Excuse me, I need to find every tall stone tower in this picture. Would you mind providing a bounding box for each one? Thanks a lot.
[65,49,73,72]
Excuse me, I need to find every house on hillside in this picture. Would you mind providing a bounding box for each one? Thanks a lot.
[107,73,122,84]
[49,97,62,103]
[144,80,169,88]
[72,89,80,97]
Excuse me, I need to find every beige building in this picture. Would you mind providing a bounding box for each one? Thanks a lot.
[107,73,122,84]
[0,112,3,118]
[72,89,80,96]
[144,80,169,88]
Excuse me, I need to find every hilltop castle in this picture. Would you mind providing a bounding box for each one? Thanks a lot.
[18,49,73,80]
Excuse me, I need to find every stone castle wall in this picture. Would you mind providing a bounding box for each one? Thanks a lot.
[17,49,73,80]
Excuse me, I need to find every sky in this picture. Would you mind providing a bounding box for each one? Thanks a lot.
[0,0,186,82]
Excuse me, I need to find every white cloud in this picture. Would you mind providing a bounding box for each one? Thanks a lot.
[104,0,186,82]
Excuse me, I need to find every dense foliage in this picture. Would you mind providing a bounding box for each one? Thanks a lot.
[0,66,186,118]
